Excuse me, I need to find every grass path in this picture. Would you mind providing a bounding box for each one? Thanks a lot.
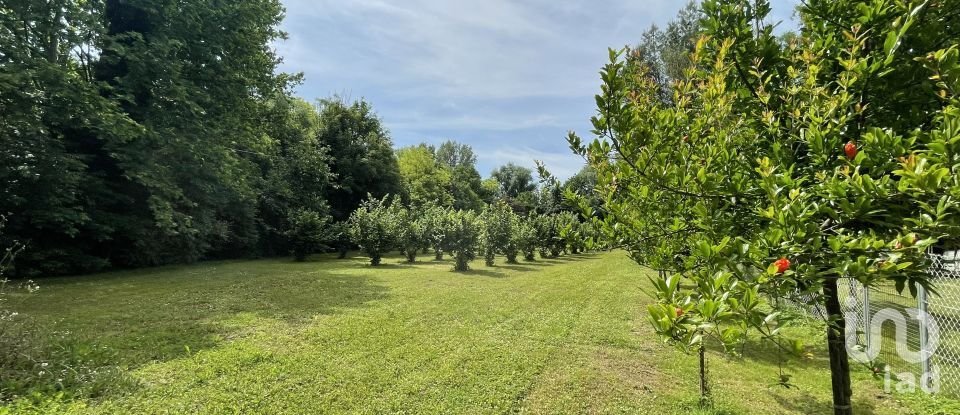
[7,251,946,414]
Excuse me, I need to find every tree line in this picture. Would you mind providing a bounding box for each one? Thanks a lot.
[0,0,601,277]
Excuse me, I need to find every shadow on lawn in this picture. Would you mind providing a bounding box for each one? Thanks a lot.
[735,336,830,368]
[767,389,881,414]
[28,256,390,379]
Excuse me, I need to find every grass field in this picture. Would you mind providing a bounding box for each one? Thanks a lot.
[4,251,959,414]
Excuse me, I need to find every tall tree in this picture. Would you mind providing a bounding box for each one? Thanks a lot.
[318,98,402,221]
[433,140,485,211]
[1,0,302,274]
[627,1,703,103]
[490,163,536,199]
[397,144,453,208]
[257,98,335,257]
[434,140,477,169]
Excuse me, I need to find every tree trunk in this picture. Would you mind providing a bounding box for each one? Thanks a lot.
[823,277,854,415]
[699,344,711,408]
[455,254,469,271]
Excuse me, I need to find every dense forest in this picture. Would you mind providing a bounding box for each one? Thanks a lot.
[0,0,601,277]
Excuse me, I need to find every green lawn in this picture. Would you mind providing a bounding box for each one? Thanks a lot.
[4,251,957,414]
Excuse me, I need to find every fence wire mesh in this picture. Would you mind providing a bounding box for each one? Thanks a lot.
[838,251,960,397]
[926,252,960,396]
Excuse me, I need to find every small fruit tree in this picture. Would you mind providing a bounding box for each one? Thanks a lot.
[556,211,583,254]
[348,195,399,266]
[396,206,428,263]
[285,208,334,262]
[568,0,960,413]
[517,216,540,261]
[426,205,454,260]
[480,201,517,266]
[443,209,482,271]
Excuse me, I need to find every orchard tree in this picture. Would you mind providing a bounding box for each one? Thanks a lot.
[396,207,428,263]
[480,201,517,266]
[285,208,333,261]
[443,210,482,272]
[502,215,522,263]
[569,0,960,413]
[517,216,540,261]
[426,205,454,260]
[348,196,399,266]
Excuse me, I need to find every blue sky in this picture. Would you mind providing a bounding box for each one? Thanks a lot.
[276,0,798,180]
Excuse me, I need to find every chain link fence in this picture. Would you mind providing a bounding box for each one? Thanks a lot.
[839,251,960,396]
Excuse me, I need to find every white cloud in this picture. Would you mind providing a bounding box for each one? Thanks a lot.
[276,0,801,180]
[491,146,584,180]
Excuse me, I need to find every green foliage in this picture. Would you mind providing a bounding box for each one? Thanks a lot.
[556,212,586,254]
[397,145,454,208]
[562,166,601,217]
[627,1,703,103]
[0,0,345,275]
[259,98,335,257]
[318,98,403,222]
[491,163,537,199]
[517,216,541,262]
[0,0,415,275]
[434,140,486,211]
[480,201,518,266]
[348,196,399,266]
[425,205,454,260]
[395,207,428,263]
[443,210,481,272]
[571,0,960,410]
[285,208,333,261]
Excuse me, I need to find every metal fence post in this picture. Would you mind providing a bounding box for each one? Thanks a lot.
[918,282,931,391]
[863,283,871,348]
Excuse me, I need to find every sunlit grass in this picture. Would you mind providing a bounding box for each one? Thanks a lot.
[3,251,953,414]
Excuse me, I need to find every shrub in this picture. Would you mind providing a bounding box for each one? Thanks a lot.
[348,196,399,266]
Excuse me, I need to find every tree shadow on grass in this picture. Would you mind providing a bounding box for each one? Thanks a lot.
[450,268,508,278]
[22,256,390,388]
[767,389,881,415]
[497,264,537,272]
[732,335,830,367]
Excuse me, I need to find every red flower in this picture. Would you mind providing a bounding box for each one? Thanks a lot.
[844,142,858,159]
[675,307,684,318]
[774,257,791,274]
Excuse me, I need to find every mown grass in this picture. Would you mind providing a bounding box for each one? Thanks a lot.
[3,251,957,414]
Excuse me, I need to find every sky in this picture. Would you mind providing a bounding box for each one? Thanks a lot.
[276,0,798,180]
